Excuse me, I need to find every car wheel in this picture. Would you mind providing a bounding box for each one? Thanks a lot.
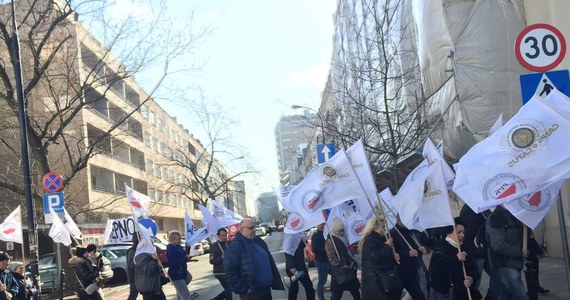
[112,268,128,284]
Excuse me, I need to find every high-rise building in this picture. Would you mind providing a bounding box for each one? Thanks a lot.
[275,111,316,185]
[256,192,279,224]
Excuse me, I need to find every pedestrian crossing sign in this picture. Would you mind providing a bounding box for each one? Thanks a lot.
[519,70,570,104]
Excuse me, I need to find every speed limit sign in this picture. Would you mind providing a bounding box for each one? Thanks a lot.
[515,23,566,72]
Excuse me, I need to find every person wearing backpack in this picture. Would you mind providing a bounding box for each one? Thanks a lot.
[486,205,528,300]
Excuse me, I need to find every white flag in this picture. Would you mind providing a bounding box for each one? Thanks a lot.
[198,204,221,242]
[453,90,570,211]
[184,211,207,246]
[126,185,153,219]
[63,208,82,240]
[504,180,563,229]
[210,199,243,228]
[283,209,326,234]
[346,139,378,203]
[283,233,303,256]
[272,185,295,212]
[48,208,71,246]
[394,157,439,228]
[413,162,455,230]
[489,114,503,136]
[323,206,344,239]
[287,150,367,217]
[423,138,455,189]
[379,188,398,230]
[134,222,156,261]
[0,206,23,244]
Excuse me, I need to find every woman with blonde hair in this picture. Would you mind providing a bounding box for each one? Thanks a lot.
[359,217,402,300]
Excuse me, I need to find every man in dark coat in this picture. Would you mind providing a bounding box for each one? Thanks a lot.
[486,205,529,300]
[389,217,426,300]
[0,252,18,300]
[224,218,284,300]
[209,228,232,300]
[284,235,315,300]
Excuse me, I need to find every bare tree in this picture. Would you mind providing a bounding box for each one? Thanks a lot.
[316,0,438,191]
[0,0,209,220]
[166,90,255,208]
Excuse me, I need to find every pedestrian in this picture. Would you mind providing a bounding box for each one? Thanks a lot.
[359,217,402,300]
[68,247,104,300]
[311,223,330,300]
[325,217,361,300]
[134,235,167,300]
[459,205,503,299]
[527,233,549,295]
[8,262,36,300]
[429,218,481,300]
[389,215,427,300]
[0,252,18,300]
[209,228,232,300]
[224,218,284,299]
[166,230,199,300]
[284,234,315,300]
[486,205,529,300]
[86,244,99,266]
[126,233,139,300]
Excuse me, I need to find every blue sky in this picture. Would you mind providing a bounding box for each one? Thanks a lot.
[108,0,337,214]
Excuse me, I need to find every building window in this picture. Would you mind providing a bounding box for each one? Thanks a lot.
[146,160,153,174]
[140,104,148,119]
[149,111,156,125]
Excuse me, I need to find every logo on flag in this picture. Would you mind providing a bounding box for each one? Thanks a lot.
[350,220,366,236]
[286,213,304,230]
[519,189,551,212]
[303,190,324,213]
[510,126,536,149]
[322,166,337,177]
[483,173,526,202]
[1,223,17,237]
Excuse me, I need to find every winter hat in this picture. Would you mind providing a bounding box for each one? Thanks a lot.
[8,262,23,272]
[0,252,12,262]
[76,247,87,257]
[86,244,97,253]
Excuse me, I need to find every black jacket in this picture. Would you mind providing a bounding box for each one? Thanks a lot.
[68,257,99,289]
[459,205,491,259]
[210,241,229,274]
[311,229,328,263]
[285,240,308,271]
[389,224,422,281]
[429,239,481,299]
[486,206,525,270]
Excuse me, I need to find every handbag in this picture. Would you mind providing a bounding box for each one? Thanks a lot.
[331,262,357,286]
[377,268,402,293]
[84,282,100,295]
[185,270,193,285]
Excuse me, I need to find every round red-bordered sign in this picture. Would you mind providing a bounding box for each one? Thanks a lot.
[515,23,566,72]
[42,171,64,193]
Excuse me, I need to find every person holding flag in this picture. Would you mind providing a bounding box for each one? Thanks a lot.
[429,218,481,300]
[359,217,401,300]
[311,223,330,300]
[134,225,167,300]
[325,217,361,300]
[166,230,198,300]
[68,247,104,300]
[209,228,232,300]
[0,252,18,300]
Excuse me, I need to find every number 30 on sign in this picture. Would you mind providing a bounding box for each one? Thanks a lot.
[515,23,566,72]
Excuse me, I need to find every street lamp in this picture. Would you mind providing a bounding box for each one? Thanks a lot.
[291,105,326,144]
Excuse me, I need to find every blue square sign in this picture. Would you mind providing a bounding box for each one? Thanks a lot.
[316,143,336,163]
[519,70,570,104]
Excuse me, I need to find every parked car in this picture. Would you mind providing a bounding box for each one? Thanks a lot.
[101,244,129,283]
[201,240,210,254]
[29,252,113,293]
[304,228,317,268]
[255,226,267,236]
[188,241,205,257]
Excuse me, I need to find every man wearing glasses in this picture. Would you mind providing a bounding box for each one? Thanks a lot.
[224,218,284,299]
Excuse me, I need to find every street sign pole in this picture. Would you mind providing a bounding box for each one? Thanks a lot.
[10,1,40,298]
